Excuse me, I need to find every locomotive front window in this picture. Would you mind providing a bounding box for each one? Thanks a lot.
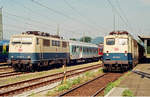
[118,38,128,45]
[106,38,115,45]
[11,41,21,44]
[11,37,32,45]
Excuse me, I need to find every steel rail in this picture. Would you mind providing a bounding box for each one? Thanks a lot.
[59,73,108,96]
[0,64,102,96]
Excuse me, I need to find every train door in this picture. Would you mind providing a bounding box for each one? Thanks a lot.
[79,46,83,58]
[39,38,43,60]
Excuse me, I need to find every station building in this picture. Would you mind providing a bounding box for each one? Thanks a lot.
[139,36,150,58]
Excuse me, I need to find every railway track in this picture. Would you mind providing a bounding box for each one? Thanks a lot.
[59,73,123,96]
[0,64,102,96]
[0,71,28,78]
[0,66,12,71]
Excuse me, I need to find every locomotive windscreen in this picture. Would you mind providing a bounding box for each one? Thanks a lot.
[106,38,115,45]
[118,38,128,45]
[11,37,32,44]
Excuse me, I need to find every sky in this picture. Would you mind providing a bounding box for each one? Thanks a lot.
[0,0,150,40]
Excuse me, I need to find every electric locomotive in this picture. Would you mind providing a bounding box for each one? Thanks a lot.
[8,31,70,71]
[103,31,139,72]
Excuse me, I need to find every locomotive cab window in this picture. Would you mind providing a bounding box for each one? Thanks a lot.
[21,37,32,44]
[118,38,128,45]
[106,38,115,45]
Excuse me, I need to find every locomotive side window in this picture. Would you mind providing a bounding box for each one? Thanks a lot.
[52,40,60,47]
[106,38,115,45]
[43,39,50,47]
[118,38,128,45]
[62,41,67,48]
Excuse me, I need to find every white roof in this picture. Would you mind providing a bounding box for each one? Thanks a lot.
[68,40,98,48]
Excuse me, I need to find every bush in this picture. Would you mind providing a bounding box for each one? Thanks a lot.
[122,89,133,96]
[104,82,115,95]
[72,77,81,85]
[58,84,70,91]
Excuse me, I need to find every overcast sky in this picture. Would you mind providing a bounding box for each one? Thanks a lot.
[0,0,150,40]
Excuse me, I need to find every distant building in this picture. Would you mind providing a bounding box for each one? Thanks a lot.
[139,36,150,58]
[0,8,3,41]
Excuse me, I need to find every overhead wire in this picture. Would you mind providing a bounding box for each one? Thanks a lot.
[116,0,133,32]
[63,0,109,31]
[106,0,129,30]
[31,0,104,32]
[14,0,82,34]
[4,11,57,31]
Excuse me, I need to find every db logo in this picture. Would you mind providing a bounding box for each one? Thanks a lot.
[18,48,23,52]
[114,48,119,51]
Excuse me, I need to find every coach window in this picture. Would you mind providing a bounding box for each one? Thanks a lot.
[106,38,115,45]
[43,39,50,47]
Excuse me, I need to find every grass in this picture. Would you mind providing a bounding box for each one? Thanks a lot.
[104,71,131,95]
[122,89,134,97]
[0,61,101,86]
[45,68,103,96]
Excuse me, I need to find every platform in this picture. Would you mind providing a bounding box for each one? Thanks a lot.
[106,63,150,96]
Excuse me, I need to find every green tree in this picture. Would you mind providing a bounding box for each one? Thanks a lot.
[80,36,92,43]
[70,38,77,41]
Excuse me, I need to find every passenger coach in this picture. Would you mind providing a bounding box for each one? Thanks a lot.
[103,31,139,72]
[69,40,100,63]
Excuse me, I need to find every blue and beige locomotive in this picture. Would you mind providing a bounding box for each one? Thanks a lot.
[8,31,101,71]
[103,31,140,72]
[8,31,70,71]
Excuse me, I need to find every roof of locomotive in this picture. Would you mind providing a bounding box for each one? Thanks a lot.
[138,36,150,42]
[10,31,66,41]
[68,40,98,48]
[105,30,133,38]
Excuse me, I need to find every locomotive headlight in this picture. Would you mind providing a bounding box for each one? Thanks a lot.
[28,56,31,58]
[125,53,127,56]
[106,53,109,56]
[11,56,14,58]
